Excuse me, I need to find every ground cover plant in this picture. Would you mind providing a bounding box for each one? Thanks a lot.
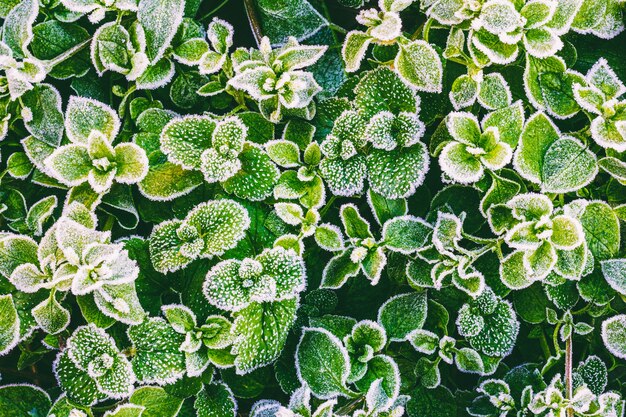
[0,0,625,415]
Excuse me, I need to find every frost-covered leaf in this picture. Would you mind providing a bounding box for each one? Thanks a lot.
[455,348,484,374]
[55,350,106,406]
[203,247,305,311]
[2,0,38,58]
[577,355,608,395]
[65,96,120,145]
[0,384,51,416]
[477,0,523,34]
[66,324,135,398]
[478,73,512,110]
[21,84,64,146]
[104,404,145,417]
[367,143,429,198]
[513,112,560,184]
[355,67,418,118]
[342,31,371,73]
[266,140,301,168]
[395,40,443,93]
[297,327,353,399]
[315,224,344,251]
[137,0,184,63]
[540,137,597,193]
[149,200,249,273]
[195,382,237,417]
[0,235,38,278]
[467,296,519,357]
[601,315,626,359]
[378,292,428,341]
[31,294,70,335]
[382,215,432,254]
[600,258,626,294]
[0,294,20,356]
[221,144,279,201]
[408,329,439,355]
[128,317,186,384]
[130,386,183,417]
[450,75,478,110]
[7,152,33,180]
[161,115,215,170]
[321,251,360,289]
[232,298,298,374]
[579,201,620,260]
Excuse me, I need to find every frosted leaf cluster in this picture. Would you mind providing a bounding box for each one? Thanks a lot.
[0,0,626,416]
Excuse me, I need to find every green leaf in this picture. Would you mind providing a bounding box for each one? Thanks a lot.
[2,0,38,58]
[481,171,521,216]
[601,315,626,359]
[450,74,478,110]
[136,59,176,90]
[382,215,432,254]
[30,20,90,79]
[0,235,38,278]
[378,292,428,341]
[523,54,567,109]
[0,294,20,355]
[366,143,429,199]
[65,96,120,144]
[314,223,345,252]
[45,144,92,187]
[7,152,33,180]
[540,137,597,193]
[395,40,443,93]
[513,112,560,184]
[161,115,216,170]
[579,201,620,260]
[599,156,626,184]
[128,317,186,384]
[203,247,305,311]
[342,31,371,73]
[577,355,607,395]
[31,293,70,335]
[478,73,512,110]
[149,200,250,273]
[481,101,524,147]
[138,153,203,201]
[21,84,64,146]
[222,144,279,201]
[600,258,626,295]
[0,384,50,417]
[138,0,185,63]
[104,404,145,417]
[355,355,400,411]
[367,189,408,226]
[265,140,301,168]
[194,382,237,417]
[232,299,298,374]
[455,348,485,374]
[130,386,183,417]
[114,143,149,184]
[340,204,372,239]
[253,0,327,45]
[355,67,418,118]
[296,327,353,399]
[468,297,519,357]
[55,350,105,406]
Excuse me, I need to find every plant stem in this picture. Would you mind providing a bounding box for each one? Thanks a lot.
[198,0,231,21]
[565,333,574,417]
[243,0,263,46]
[319,195,337,218]
[539,329,552,359]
